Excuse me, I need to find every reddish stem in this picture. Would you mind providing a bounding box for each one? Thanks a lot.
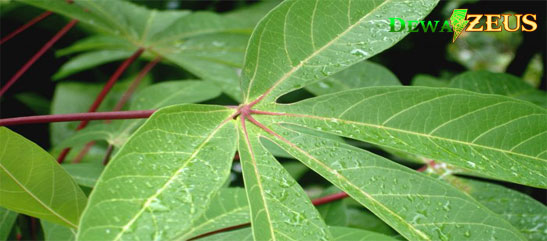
[312,192,349,205]
[0,110,154,126]
[101,144,115,165]
[0,11,53,45]
[72,141,95,164]
[75,48,145,130]
[74,56,160,163]
[111,57,161,112]
[57,48,144,163]
[0,19,78,97]
[189,191,349,240]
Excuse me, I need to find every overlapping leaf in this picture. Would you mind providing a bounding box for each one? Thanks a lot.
[451,177,547,241]
[241,0,438,103]
[306,61,400,96]
[263,87,547,187]
[56,80,221,150]
[449,71,547,107]
[0,128,87,228]
[77,105,237,240]
[197,226,398,241]
[256,123,526,240]
[238,123,330,240]
[0,207,17,240]
[176,188,249,240]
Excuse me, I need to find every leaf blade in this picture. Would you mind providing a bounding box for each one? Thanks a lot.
[0,128,87,228]
[266,87,547,187]
[77,105,237,240]
[241,0,438,103]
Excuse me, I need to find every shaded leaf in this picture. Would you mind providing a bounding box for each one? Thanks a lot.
[41,220,75,241]
[306,61,400,96]
[56,35,134,56]
[0,207,17,240]
[56,80,221,150]
[0,127,87,228]
[14,92,50,115]
[454,177,547,241]
[177,188,249,240]
[411,74,449,87]
[53,50,136,80]
[197,226,398,241]
[62,163,104,188]
[241,0,438,103]
[450,71,547,107]
[77,105,237,240]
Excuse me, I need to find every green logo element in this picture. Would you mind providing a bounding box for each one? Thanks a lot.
[450,9,470,43]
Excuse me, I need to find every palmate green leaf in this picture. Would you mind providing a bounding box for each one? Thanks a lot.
[53,50,137,80]
[449,71,547,108]
[0,207,17,240]
[256,123,526,240]
[156,33,248,101]
[41,220,76,241]
[451,177,547,241]
[238,123,330,240]
[241,0,438,104]
[176,188,249,240]
[264,87,547,187]
[56,80,222,150]
[0,128,87,228]
[197,226,398,241]
[56,35,135,56]
[306,61,400,96]
[77,105,237,241]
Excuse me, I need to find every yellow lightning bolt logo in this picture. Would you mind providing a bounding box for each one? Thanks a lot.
[450,9,469,43]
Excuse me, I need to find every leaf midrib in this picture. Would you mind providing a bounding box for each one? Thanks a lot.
[85,109,234,241]
[244,0,391,103]
[279,113,547,163]
[0,163,78,229]
[257,131,431,240]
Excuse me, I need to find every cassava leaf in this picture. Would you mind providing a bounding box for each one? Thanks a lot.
[452,177,547,241]
[264,87,547,187]
[56,80,221,150]
[241,0,438,104]
[238,122,330,240]
[56,35,135,56]
[0,127,87,228]
[41,220,76,241]
[177,188,249,240]
[197,226,398,241]
[53,50,137,80]
[50,79,150,146]
[256,122,526,240]
[449,71,547,107]
[77,105,237,240]
[306,61,400,96]
[411,74,449,87]
[14,92,50,115]
[0,207,17,240]
[156,33,248,101]
[317,186,347,226]
[62,163,104,188]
